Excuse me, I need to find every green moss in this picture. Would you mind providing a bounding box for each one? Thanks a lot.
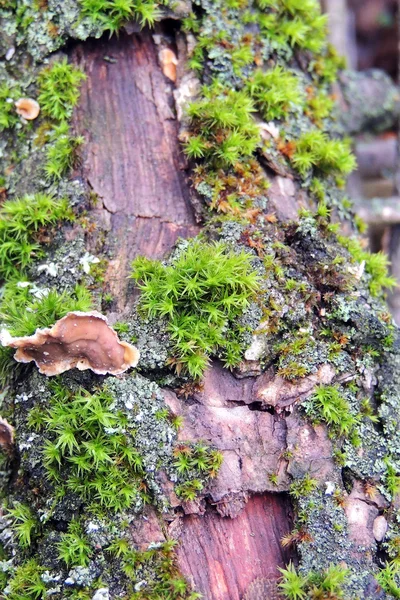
[132,239,260,378]
[0,83,21,131]
[0,284,92,337]
[38,59,86,122]
[303,384,359,438]
[79,0,163,33]
[5,559,46,600]
[278,562,349,600]
[184,84,260,168]
[0,193,73,279]
[289,474,318,499]
[246,66,303,120]
[376,562,400,599]
[290,131,356,177]
[44,122,84,181]
[58,519,92,567]
[8,501,39,548]
[108,539,202,599]
[173,442,223,500]
[38,383,146,512]
[338,235,397,296]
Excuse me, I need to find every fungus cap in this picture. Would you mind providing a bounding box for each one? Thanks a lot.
[15,98,40,120]
[1,311,139,376]
[159,48,178,82]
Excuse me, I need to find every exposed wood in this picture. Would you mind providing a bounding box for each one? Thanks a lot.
[72,31,199,310]
[176,493,295,600]
[71,31,298,599]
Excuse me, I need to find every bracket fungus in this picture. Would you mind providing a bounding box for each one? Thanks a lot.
[1,311,139,376]
[0,417,15,453]
[15,98,40,120]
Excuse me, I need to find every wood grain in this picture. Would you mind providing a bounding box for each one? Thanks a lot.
[72,30,198,308]
[177,493,294,600]
[71,30,295,599]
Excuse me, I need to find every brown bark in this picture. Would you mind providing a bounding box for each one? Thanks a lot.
[72,30,199,313]
[70,29,326,600]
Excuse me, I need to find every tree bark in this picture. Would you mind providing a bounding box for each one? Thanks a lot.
[2,5,400,600]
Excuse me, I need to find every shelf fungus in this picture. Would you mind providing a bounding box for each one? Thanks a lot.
[0,417,14,453]
[15,98,40,120]
[1,311,139,376]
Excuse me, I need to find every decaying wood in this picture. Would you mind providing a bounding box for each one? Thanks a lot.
[72,31,199,312]
[69,23,399,600]
[71,31,307,599]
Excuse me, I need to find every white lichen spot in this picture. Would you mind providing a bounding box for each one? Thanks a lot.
[80,252,100,275]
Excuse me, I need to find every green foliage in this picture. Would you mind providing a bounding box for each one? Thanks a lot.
[289,474,318,499]
[44,122,84,181]
[6,559,46,600]
[0,283,92,337]
[0,82,21,131]
[384,458,400,498]
[109,539,202,599]
[303,385,358,437]
[256,0,327,54]
[38,59,86,121]
[80,0,162,33]
[246,66,303,120]
[376,562,400,599]
[173,443,223,500]
[338,236,397,296]
[8,502,38,548]
[278,562,349,600]
[306,90,334,124]
[290,131,356,177]
[184,85,260,168]
[58,519,92,567]
[40,384,145,512]
[132,239,260,378]
[0,193,73,279]
[278,562,308,600]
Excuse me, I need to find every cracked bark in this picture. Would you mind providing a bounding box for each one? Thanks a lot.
[70,27,361,600]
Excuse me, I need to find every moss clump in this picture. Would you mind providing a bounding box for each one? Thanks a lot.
[44,122,84,181]
[38,59,86,122]
[0,193,73,279]
[32,383,146,512]
[278,562,349,599]
[132,239,260,378]
[290,131,356,177]
[0,83,21,131]
[108,539,202,600]
[57,519,92,567]
[246,66,303,120]
[184,84,260,168]
[338,235,397,297]
[8,502,38,549]
[173,442,223,500]
[256,0,328,54]
[5,559,46,600]
[79,0,162,33]
[303,384,359,438]
[0,284,92,337]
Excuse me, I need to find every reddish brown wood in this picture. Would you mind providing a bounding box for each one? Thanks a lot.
[176,494,294,600]
[71,31,295,600]
[72,31,199,308]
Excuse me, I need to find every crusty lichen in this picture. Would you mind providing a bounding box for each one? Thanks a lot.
[1,0,400,598]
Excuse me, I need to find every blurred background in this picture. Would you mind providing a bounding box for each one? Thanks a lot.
[321,0,400,322]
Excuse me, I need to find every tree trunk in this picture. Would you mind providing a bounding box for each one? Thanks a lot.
[1,3,400,600]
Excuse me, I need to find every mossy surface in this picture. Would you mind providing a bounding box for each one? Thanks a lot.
[0,0,400,598]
